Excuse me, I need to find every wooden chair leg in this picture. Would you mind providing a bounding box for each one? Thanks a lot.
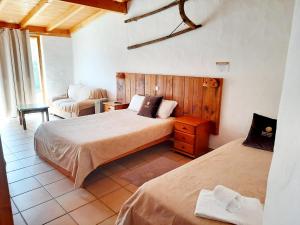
[42,112,45,122]
[18,110,22,125]
[22,113,26,130]
[46,110,49,121]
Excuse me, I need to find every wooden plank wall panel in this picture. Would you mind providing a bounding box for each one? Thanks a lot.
[125,74,131,103]
[156,75,173,100]
[156,75,166,97]
[202,78,223,134]
[165,76,173,100]
[150,75,157,96]
[144,75,151,96]
[135,74,145,95]
[183,77,194,115]
[172,76,185,116]
[145,75,156,96]
[129,74,136,101]
[116,73,223,134]
[116,73,126,103]
[192,77,204,118]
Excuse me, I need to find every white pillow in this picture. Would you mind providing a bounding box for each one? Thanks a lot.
[68,84,82,100]
[157,100,178,119]
[77,86,91,101]
[128,95,145,111]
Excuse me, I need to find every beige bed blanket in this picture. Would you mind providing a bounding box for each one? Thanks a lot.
[34,110,174,187]
[116,139,273,225]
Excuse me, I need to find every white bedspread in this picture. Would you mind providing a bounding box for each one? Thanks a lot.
[34,109,174,187]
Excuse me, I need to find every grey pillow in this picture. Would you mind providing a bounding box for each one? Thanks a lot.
[138,96,163,118]
[243,113,277,151]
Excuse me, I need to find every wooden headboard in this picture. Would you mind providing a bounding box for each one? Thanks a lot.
[116,73,223,134]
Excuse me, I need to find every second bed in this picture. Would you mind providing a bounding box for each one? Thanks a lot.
[34,109,174,187]
[116,138,273,225]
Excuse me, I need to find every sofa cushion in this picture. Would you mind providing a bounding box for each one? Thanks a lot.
[68,85,107,102]
[52,98,96,113]
[52,98,77,113]
[77,86,91,101]
[89,88,107,99]
[68,84,82,101]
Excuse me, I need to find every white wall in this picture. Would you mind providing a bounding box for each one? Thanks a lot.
[263,0,300,224]
[41,36,74,100]
[72,0,294,148]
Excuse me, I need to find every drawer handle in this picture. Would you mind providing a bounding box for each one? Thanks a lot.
[182,127,187,130]
[181,145,185,149]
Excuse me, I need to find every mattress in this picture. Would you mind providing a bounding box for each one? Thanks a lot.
[116,138,273,225]
[34,109,174,187]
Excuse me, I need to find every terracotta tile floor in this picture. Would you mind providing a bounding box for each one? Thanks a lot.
[1,114,192,225]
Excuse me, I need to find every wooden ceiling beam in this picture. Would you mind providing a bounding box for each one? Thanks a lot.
[47,5,84,31]
[28,25,70,37]
[20,0,51,28]
[0,0,9,11]
[0,21,20,29]
[0,21,70,37]
[60,0,127,13]
[70,10,106,33]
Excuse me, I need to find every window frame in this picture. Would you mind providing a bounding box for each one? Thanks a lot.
[30,35,46,103]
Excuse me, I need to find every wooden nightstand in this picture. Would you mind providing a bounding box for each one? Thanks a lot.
[103,102,129,112]
[173,116,211,158]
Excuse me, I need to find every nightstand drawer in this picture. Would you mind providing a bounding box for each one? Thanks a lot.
[115,104,129,110]
[174,141,194,154]
[174,122,195,134]
[174,131,195,145]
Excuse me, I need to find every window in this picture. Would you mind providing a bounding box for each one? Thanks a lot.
[30,36,45,103]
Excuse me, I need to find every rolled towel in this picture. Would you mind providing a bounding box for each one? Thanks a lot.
[213,185,242,211]
[194,185,263,225]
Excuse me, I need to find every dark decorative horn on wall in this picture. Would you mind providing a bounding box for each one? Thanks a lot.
[179,0,197,29]
[126,0,202,50]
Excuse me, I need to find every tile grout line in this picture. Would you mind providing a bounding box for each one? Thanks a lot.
[29,168,117,224]
[4,142,34,151]
[42,213,79,225]
[96,214,118,225]
[6,160,43,173]
[5,151,38,162]
[10,175,66,198]
[8,166,55,185]
[5,142,35,150]
[5,147,36,157]
[18,185,67,224]
[11,198,29,225]
[83,171,136,216]
[40,183,73,225]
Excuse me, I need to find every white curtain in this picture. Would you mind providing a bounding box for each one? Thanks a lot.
[0,28,35,118]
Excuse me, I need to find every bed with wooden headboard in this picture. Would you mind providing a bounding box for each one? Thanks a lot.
[116,72,223,134]
[34,72,223,187]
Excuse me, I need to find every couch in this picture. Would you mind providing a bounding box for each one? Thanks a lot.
[50,84,108,119]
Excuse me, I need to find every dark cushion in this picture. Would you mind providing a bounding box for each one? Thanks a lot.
[243,113,277,151]
[138,96,163,118]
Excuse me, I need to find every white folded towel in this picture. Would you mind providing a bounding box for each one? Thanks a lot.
[194,185,263,225]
